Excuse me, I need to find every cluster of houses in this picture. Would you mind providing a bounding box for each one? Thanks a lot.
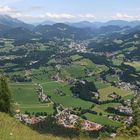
[56,108,79,128]
[55,108,102,131]
[108,115,133,125]
[92,51,116,58]
[108,115,121,122]
[36,84,49,103]
[115,105,133,115]
[81,120,102,131]
[69,42,87,53]
[116,81,136,91]
[15,111,46,125]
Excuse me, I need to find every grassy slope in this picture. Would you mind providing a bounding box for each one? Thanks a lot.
[10,83,54,113]
[0,112,139,140]
[98,86,132,101]
[0,112,69,140]
[84,113,121,127]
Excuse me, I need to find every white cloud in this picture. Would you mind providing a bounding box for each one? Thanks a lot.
[0,6,96,22]
[0,5,22,17]
[79,14,96,19]
[0,5,13,13]
[0,1,24,18]
[113,12,140,20]
[116,13,133,19]
[45,12,75,19]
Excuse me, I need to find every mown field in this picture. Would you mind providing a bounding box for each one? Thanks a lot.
[8,55,134,127]
[10,83,54,114]
[10,77,133,127]
[84,113,121,127]
[92,103,121,115]
[42,81,93,109]
[10,81,93,113]
[98,86,132,101]
[125,61,140,72]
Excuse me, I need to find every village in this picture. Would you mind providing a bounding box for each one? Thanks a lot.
[55,107,103,131]
[14,110,47,125]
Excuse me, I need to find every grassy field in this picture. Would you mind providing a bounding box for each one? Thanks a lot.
[10,81,92,113]
[63,58,108,78]
[73,58,108,74]
[10,83,54,113]
[92,103,121,115]
[95,82,111,90]
[64,64,86,78]
[106,75,119,83]
[84,113,121,127]
[70,54,83,61]
[42,81,92,109]
[125,61,140,72]
[31,67,56,82]
[112,58,123,66]
[10,80,132,113]
[20,103,54,114]
[98,86,132,101]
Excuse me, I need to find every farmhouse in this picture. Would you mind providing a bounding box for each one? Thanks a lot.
[115,106,133,115]
[108,92,119,99]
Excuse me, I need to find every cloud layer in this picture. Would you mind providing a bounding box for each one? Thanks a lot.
[113,12,140,20]
[0,5,140,22]
[0,5,96,22]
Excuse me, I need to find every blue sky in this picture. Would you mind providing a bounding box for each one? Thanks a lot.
[0,0,140,23]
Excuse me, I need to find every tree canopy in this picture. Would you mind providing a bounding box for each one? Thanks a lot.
[0,76,12,114]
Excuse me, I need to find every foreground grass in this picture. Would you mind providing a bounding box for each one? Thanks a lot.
[0,112,139,140]
[0,112,71,140]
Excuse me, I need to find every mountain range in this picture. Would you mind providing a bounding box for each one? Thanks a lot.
[43,20,140,28]
[0,15,140,44]
[0,15,140,29]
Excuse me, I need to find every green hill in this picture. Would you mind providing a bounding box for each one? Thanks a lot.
[0,112,139,140]
[0,112,67,140]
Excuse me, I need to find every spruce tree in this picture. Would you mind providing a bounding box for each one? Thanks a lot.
[0,76,12,114]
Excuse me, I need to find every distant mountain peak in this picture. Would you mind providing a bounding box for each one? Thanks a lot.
[0,14,34,29]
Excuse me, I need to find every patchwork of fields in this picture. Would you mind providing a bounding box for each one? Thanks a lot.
[10,79,133,127]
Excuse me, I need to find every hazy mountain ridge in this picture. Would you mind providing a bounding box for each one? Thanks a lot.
[0,15,138,40]
[0,15,34,30]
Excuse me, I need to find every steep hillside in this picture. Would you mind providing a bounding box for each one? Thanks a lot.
[0,15,33,29]
[0,112,66,140]
[0,112,139,140]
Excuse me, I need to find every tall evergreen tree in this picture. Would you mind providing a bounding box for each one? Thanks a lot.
[0,76,12,114]
[132,94,140,128]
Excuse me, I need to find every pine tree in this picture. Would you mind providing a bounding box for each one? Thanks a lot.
[132,95,140,128]
[0,76,12,114]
